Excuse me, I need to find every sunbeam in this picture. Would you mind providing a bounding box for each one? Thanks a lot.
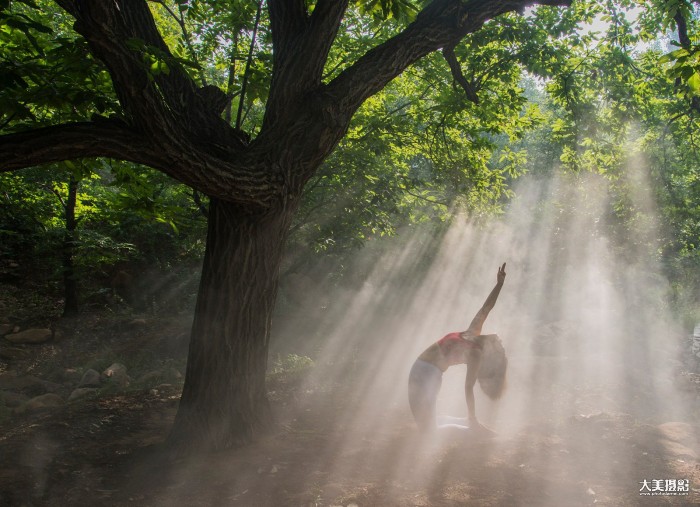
[265,158,697,505]
[135,160,697,507]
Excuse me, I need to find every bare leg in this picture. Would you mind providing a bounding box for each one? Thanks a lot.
[408,360,442,432]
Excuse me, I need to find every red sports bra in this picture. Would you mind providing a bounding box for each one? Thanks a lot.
[437,332,482,367]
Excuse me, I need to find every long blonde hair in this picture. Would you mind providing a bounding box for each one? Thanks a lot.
[477,334,508,399]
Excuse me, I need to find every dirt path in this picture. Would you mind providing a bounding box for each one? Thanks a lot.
[1,311,698,506]
[1,381,698,507]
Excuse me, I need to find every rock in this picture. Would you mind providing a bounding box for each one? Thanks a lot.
[0,391,29,408]
[15,393,64,414]
[0,346,30,361]
[102,363,130,387]
[68,388,99,402]
[103,362,127,376]
[4,328,52,344]
[0,323,13,336]
[78,369,101,387]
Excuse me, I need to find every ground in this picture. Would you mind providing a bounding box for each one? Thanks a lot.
[1,296,699,506]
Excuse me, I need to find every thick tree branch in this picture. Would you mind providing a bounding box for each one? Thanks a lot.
[268,0,307,51]
[54,0,189,131]
[0,122,284,210]
[264,0,349,130]
[325,0,571,115]
[306,0,351,81]
[253,0,572,197]
[36,0,572,213]
[252,0,570,188]
[54,0,237,149]
[0,121,156,172]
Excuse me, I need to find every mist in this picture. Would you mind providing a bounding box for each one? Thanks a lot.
[262,160,698,505]
[283,166,691,417]
[113,162,699,506]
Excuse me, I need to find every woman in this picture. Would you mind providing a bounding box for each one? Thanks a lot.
[408,263,508,433]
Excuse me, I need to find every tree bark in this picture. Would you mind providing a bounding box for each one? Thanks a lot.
[168,196,298,452]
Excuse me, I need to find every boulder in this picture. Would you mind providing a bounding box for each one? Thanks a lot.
[4,328,52,344]
[68,388,99,402]
[78,369,101,387]
[102,363,130,387]
[0,323,13,336]
[15,393,64,414]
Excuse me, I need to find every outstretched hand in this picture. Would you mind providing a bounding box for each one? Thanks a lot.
[497,262,506,284]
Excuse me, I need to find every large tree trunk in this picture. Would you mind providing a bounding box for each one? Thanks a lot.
[168,196,298,452]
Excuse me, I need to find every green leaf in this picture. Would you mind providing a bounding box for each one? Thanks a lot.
[659,48,689,64]
[687,72,700,94]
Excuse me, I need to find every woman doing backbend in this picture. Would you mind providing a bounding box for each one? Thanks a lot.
[408,263,508,434]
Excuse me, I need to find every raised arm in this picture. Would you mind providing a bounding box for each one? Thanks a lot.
[465,263,506,336]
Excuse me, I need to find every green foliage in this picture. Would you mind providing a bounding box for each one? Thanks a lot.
[286,3,602,274]
[503,0,700,322]
[355,0,420,24]
[0,158,206,307]
[0,0,118,129]
[1,0,699,321]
